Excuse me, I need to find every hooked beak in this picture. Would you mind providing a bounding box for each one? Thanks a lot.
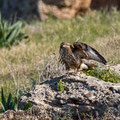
[63,44,68,47]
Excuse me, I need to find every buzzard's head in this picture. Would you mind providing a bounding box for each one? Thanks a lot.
[60,42,72,49]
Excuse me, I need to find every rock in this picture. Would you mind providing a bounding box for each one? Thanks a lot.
[117,105,120,111]
[0,106,51,120]
[18,65,120,118]
[109,84,120,93]
[84,91,96,102]
[38,0,120,20]
[1,64,120,119]
[111,64,120,76]
[79,105,94,112]
[38,0,92,20]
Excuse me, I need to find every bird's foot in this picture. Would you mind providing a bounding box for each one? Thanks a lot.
[65,71,70,76]
[72,69,78,75]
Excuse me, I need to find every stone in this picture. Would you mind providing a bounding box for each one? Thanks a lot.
[1,64,120,119]
[38,0,92,20]
[109,84,120,93]
[1,0,120,20]
[111,64,120,76]
[19,65,120,118]
[117,105,120,111]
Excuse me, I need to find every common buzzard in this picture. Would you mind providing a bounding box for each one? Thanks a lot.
[59,42,107,74]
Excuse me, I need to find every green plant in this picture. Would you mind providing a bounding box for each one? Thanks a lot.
[84,68,120,83]
[21,102,32,110]
[0,87,32,112]
[1,88,18,112]
[0,15,26,48]
[57,80,65,91]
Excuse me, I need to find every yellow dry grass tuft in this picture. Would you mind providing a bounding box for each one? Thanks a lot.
[91,33,120,64]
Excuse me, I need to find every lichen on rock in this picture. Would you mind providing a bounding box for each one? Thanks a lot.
[1,65,120,119]
[19,64,120,119]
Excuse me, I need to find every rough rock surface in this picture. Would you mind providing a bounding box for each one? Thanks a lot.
[38,0,92,20]
[0,106,51,120]
[38,0,120,20]
[111,64,120,76]
[21,64,120,118]
[1,64,120,119]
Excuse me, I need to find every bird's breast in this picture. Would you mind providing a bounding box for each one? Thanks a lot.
[60,48,74,62]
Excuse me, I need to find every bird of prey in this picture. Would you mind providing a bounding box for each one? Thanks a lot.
[59,42,107,74]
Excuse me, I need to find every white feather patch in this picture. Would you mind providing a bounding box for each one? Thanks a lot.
[80,63,88,70]
[87,46,97,57]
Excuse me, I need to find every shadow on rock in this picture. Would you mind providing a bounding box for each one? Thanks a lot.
[19,65,120,119]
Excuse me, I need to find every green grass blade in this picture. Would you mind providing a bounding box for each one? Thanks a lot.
[22,102,32,110]
[1,88,7,111]
[12,97,18,111]
[6,93,12,109]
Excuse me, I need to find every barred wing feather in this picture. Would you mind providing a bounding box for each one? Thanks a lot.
[73,42,107,65]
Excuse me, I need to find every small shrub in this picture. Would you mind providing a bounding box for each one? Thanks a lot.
[57,80,65,91]
[0,15,27,48]
[1,88,18,112]
[0,88,32,112]
[21,102,32,110]
[84,68,120,83]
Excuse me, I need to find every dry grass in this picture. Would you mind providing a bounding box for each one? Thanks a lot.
[0,10,119,98]
[40,53,65,81]
[91,33,120,64]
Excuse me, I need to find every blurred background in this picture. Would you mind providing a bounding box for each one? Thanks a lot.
[0,0,120,20]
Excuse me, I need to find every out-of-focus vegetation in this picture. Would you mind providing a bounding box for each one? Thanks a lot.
[1,87,32,112]
[1,88,18,112]
[0,15,26,48]
[0,10,119,105]
[0,0,3,9]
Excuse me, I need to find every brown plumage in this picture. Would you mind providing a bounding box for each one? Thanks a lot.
[59,42,107,74]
